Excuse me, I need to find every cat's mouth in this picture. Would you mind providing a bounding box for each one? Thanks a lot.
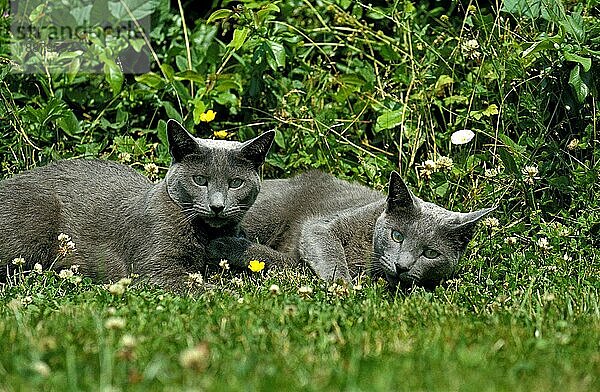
[385,271,419,289]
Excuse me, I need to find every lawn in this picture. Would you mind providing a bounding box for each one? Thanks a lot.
[1,240,599,391]
[1,0,599,390]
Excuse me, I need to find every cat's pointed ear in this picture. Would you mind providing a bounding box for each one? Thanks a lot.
[239,130,275,168]
[167,119,199,162]
[450,206,497,246]
[387,171,418,213]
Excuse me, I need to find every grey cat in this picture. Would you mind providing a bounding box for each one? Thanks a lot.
[0,120,274,291]
[209,171,494,289]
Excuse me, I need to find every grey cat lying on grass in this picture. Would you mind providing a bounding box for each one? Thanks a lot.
[0,120,274,292]
[209,171,494,289]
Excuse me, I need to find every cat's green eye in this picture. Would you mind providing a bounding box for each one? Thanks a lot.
[229,178,244,189]
[391,230,404,243]
[423,248,440,259]
[193,176,208,186]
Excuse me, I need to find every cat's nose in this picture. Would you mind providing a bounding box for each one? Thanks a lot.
[394,264,410,275]
[210,205,225,215]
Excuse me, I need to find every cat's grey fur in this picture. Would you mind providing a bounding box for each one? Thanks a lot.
[0,120,274,291]
[209,171,494,289]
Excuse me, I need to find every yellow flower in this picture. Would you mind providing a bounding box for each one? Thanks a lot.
[199,110,216,123]
[213,130,228,139]
[248,260,265,272]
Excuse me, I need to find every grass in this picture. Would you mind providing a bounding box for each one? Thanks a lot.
[1,237,599,391]
[1,0,599,390]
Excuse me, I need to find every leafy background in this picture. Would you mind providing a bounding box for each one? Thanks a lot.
[0,0,599,390]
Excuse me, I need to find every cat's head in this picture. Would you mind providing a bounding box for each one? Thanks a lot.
[371,171,494,289]
[165,119,274,229]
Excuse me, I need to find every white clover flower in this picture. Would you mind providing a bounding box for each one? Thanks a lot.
[57,234,76,256]
[32,360,51,378]
[482,217,499,228]
[186,272,204,288]
[66,241,76,252]
[567,139,579,151]
[327,282,349,297]
[536,237,552,252]
[419,168,434,180]
[121,334,137,349]
[484,168,498,178]
[219,259,230,270]
[436,156,453,171]
[33,263,43,274]
[12,257,25,266]
[504,236,518,246]
[298,286,313,296]
[188,272,203,284]
[269,284,281,295]
[144,163,159,175]
[461,39,481,60]
[58,269,74,279]
[104,317,126,330]
[108,283,126,296]
[522,165,540,185]
[58,233,71,242]
[451,129,475,145]
[284,304,298,316]
[422,159,437,171]
[117,277,132,287]
[118,152,132,163]
[179,343,210,371]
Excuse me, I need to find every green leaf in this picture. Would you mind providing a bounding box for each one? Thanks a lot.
[521,38,559,58]
[103,60,123,95]
[157,120,168,147]
[561,12,585,43]
[434,74,454,94]
[135,72,166,89]
[568,65,589,103]
[108,0,160,22]
[67,57,81,84]
[435,182,449,198]
[175,70,206,84]
[443,95,469,106]
[163,101,182,122]
[564,52,591,72]
[229,27,250,51]
[482,104,499,117]
[375,108,405,132]
[192,99,206,124]
[498,147,520,178]
[274,130,285,149]
[161,64,175,81]
[207,9,233,24]
[501,0,541,19]
[267,41,286,69]
[57,109,81,137]
[256,4,280,24]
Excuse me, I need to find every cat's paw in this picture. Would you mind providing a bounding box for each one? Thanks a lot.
[208,236,253,268]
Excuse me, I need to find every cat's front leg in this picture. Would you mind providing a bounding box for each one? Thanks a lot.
[208,236,293,270]
[299,218,352,282]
